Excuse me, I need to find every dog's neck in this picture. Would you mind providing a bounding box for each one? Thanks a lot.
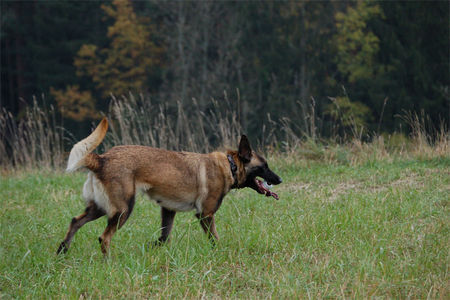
[226,154,239,189]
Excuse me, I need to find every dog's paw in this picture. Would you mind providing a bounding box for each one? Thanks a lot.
[56,241,68,255]
[151,240,163,248]
[147,238,168,250]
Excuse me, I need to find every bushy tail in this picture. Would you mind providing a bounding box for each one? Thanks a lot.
[66,118,109,172]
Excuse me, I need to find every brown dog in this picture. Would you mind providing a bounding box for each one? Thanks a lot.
[57,118,282,255]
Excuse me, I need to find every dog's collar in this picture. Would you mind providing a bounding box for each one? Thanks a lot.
[227,154,238,189]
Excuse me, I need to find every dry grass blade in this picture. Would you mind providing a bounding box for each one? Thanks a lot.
[104,93,242,153]
[0,97,66,171]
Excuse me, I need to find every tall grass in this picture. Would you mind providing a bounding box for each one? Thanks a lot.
[399,110,449,157]
[0,97,66,171]
[105,93,242,153]
[0,94,448,171]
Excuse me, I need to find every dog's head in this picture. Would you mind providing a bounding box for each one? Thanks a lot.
[235,135,282,199]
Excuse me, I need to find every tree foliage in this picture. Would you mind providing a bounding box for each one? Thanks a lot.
[334,1,384,83]
[75,0,164,98]
[1,1,448,137]
[47,0,164,122]
[50,85,98,121]
[326,96,372,131]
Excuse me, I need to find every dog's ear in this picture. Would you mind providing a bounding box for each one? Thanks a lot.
[238,135,252,162]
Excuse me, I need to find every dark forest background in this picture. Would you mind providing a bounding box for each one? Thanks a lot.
[1,0,449,142]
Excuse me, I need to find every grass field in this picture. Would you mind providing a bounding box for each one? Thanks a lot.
[1,154,448,298]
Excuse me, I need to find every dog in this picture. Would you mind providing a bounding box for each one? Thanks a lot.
[57,118,282,255]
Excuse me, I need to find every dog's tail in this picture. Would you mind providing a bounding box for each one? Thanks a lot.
[66,117,108,173]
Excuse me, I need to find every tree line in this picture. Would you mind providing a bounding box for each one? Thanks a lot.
[1,0,448,140]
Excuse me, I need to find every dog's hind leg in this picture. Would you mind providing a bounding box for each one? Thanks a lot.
[153,207,176,246]
[98,213,120,256]
[195,213,219,244]
[98,194,135,256]
[57,201,105,254]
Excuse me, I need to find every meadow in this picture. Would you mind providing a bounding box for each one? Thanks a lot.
[1,150,448,298]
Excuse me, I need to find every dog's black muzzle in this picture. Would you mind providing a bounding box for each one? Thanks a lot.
[263,169,282,185]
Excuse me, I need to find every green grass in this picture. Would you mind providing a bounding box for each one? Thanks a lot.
[1,156,449,298]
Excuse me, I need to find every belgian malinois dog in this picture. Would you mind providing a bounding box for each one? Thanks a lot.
[57,118,282,255]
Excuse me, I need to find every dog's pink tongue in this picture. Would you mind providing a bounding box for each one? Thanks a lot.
[267,191,279,200]
[256,179,279,200]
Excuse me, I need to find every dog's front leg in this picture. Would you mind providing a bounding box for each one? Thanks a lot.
[154,207,176,246]
[195,213,219,244]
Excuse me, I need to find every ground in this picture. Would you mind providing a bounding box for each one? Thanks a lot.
[0,155,448,298]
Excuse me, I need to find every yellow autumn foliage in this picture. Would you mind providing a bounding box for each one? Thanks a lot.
[52,0,164,121]
[74,0,164,98]
[50,86,99,121]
